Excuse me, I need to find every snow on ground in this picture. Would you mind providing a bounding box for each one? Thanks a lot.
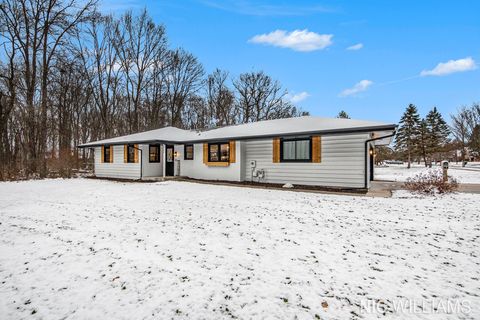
[1,179,479,319]
[376,162,480,184]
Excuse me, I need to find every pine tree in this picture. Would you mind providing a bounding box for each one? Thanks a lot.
[395,104,421,168]
[416,119,430,167]
[425,107,450,161]
[337,110,350,119]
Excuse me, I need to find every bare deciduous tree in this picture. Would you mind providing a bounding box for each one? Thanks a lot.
[0,4,307,180]
[233,71,302,123]
[164,48,204,128]
[78,12,120,139]
[113,9,167,133]
[451,107,472,165]
[206,69,236,127]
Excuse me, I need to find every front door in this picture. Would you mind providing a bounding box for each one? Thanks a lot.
[165,145,174,176]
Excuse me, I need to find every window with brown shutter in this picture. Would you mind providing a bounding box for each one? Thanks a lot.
[280,137,311,162]
[208,142,229,162]
[272,138,280,163]
[103,145,112,163]
[229,141,236,163]
[202,142,231,166]
[126,144,135,163]
[134,144,139,163]
[312,136,322,163]
[273,136,321,163]
[203,143,208,164]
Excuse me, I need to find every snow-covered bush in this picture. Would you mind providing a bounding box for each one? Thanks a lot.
[405,168,458,194]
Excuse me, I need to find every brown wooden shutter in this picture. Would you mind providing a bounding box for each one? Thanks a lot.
[229,141,236,163]
[101,146,105,163]
[203,143,208,164]
[134,144,139,163]
[109,146,113,163]
[124,145,127,163]
[312,136,322,163]
[272,138,280,163]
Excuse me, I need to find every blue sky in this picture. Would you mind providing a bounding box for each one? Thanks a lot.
[101,0,480,123]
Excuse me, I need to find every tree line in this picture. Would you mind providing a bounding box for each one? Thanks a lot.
[394,102,480,168]
[0,1,306,180]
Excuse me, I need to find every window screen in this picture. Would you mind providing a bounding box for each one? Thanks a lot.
[208,143,229,162]
[281,138,311,162]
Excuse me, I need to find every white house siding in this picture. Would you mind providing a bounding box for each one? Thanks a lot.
[175,141,243,182]
[142,144,163,178]
[95,144,162,179]
[243,133,370,188]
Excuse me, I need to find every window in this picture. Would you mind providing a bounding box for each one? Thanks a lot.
[103,145,111,163]
[166,147,173,162]
[149,144,160,163]
[184,144,194,160]
[208,142,229,162]
[126,144,136,163]
[280,137,311,162]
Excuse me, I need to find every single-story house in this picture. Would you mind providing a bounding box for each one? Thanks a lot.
[78,116,396,190]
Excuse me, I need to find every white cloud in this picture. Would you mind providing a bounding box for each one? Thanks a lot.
[339,80,373,97]
[420,57,477,76]
[249,29,333,52]
[287,91,310,103]
[346,43,363,51]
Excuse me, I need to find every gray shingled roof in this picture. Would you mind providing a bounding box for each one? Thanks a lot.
[78,116,396,147]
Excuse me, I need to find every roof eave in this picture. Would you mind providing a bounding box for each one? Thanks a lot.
[77,124,397,148]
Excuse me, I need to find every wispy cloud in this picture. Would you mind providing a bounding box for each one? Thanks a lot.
[287,91,310,104]
[249,29,333,52]
[346,43,363,51]
[339,80,373,97]
[420,57,477,76]
[198,0,335,16]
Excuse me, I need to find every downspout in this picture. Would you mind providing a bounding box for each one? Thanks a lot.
[364,131,396,189]
[132,145,143,180]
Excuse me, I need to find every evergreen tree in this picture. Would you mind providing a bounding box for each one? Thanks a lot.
[337,110,350,119]
[416,119,430,167]
[425,107,450,161]
[395,104,421,168]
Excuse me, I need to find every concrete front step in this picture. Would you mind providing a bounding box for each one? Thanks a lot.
[141,176,180,182]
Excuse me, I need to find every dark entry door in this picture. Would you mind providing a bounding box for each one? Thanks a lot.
[165,145,174,176]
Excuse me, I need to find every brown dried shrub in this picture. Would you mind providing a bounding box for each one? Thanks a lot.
[405,168,458,194]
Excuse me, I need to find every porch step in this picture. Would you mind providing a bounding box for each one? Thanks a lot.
[141,176,179,182]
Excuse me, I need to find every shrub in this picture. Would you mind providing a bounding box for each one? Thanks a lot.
[405,168,458,194]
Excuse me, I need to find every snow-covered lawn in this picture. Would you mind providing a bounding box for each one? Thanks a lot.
[1,179,479,319]
[376,162,480,184]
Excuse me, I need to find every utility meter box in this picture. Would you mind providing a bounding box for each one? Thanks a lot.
[442,160,449,169]
[256,169,265,179]
[250,160,256,168]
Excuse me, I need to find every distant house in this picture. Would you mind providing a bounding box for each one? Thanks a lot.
[78,116,396,190]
